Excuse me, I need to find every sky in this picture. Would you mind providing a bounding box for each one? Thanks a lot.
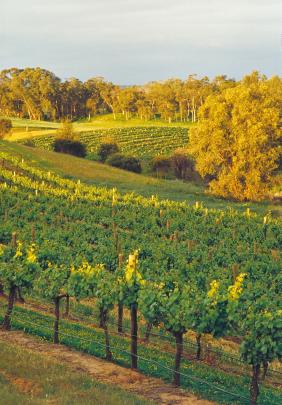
[1,0,281,84]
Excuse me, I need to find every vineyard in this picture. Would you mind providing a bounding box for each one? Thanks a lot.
[0,152,281,405]
[18,127,189,160]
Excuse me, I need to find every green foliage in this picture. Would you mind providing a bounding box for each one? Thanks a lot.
[26,127,189,162]
[97,142,119,162]
[151,156,171,177]
[56,121,76,140]
[0,241,39,291]
[53,138,86,157]
[0,152,281,404]
[171,148,195,180]
[188,72,282,201]
[0,67,229,122]
[23,138,35,147]
[1,306,281,405]
[35,262,70,300]
[0,118,12,138]
[106,153,142,173]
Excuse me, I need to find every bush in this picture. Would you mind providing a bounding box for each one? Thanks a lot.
[151,156,171,177]
[0,119,12,139]
[106,153,142,173]
[171,148,195,180]
[97,142,119,162]
[53,139,86,158]
[23,139,35,147]
[56,121,76,140]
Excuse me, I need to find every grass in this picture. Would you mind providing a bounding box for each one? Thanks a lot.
[0,338,151,405]
[0,304,281,405]
[74,113,193,129]
[3,114,193,141]
[1,140,281,216]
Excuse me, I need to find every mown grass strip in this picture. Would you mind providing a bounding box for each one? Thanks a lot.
[0,305,281,405]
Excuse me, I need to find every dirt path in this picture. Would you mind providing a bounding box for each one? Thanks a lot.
[0,330,214,405]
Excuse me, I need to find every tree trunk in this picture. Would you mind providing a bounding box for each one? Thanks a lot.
[118,303,123,334]
[173,331,183,386]
[261,361,268,381]
[54,297,60,344]
[64,294,70,317]
[130,303,138,369]
[16,287,25,303]
[144,322,153,343]
[2,285,17,330]
[102,309,112,360]
[99,306,104,328]
[196,333,202,360]
[250,364,260,405]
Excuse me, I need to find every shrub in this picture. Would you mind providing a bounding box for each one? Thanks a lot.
[0,119,12,139]
[106,153,142,173]
[56,121,76,140]
[23,139,35,147]
[97,142,119,162]
[171,148,195,180]
[151,156,171,177]
[53,139,86,158]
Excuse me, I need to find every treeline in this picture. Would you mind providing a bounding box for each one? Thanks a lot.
[0,67,237,122]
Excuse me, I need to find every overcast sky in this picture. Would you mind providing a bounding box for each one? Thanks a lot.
[1,0,281,83]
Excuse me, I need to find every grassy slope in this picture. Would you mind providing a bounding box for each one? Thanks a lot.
[0,339,151,405]
[5,114,192,141]
[1,140,281,216]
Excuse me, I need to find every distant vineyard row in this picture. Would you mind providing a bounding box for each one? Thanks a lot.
[19,127,189,159]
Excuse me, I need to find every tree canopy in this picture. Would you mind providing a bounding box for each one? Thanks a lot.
[188,72,282,201]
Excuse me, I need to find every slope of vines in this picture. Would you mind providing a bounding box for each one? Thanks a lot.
[0,152,281,405]
[18,127,189,159]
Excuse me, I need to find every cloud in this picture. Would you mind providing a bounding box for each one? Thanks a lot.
[1,0,281,83]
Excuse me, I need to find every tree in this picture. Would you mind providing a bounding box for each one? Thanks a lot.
[97,142,119,162]
[188,72,282,201]
[118,87,140,120]
[151,156,171,177]
[171,148,194,180]
[56,120,76,140]
[106,153,142,173]
[0,118,12,139]
[53,139,86,157]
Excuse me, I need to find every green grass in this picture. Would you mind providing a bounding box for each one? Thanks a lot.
[4,116,60,129]
[0,338,151,405]
[3,114,193,141]
[74,113,193,129]
[1,140,281,216]
[0,305,281,405]
[5,114,192,130]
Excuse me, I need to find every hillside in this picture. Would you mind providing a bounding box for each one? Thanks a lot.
[4,114,192,141]
[0,140,280,215]
[18,127,189,162]
[0,149,281,405]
